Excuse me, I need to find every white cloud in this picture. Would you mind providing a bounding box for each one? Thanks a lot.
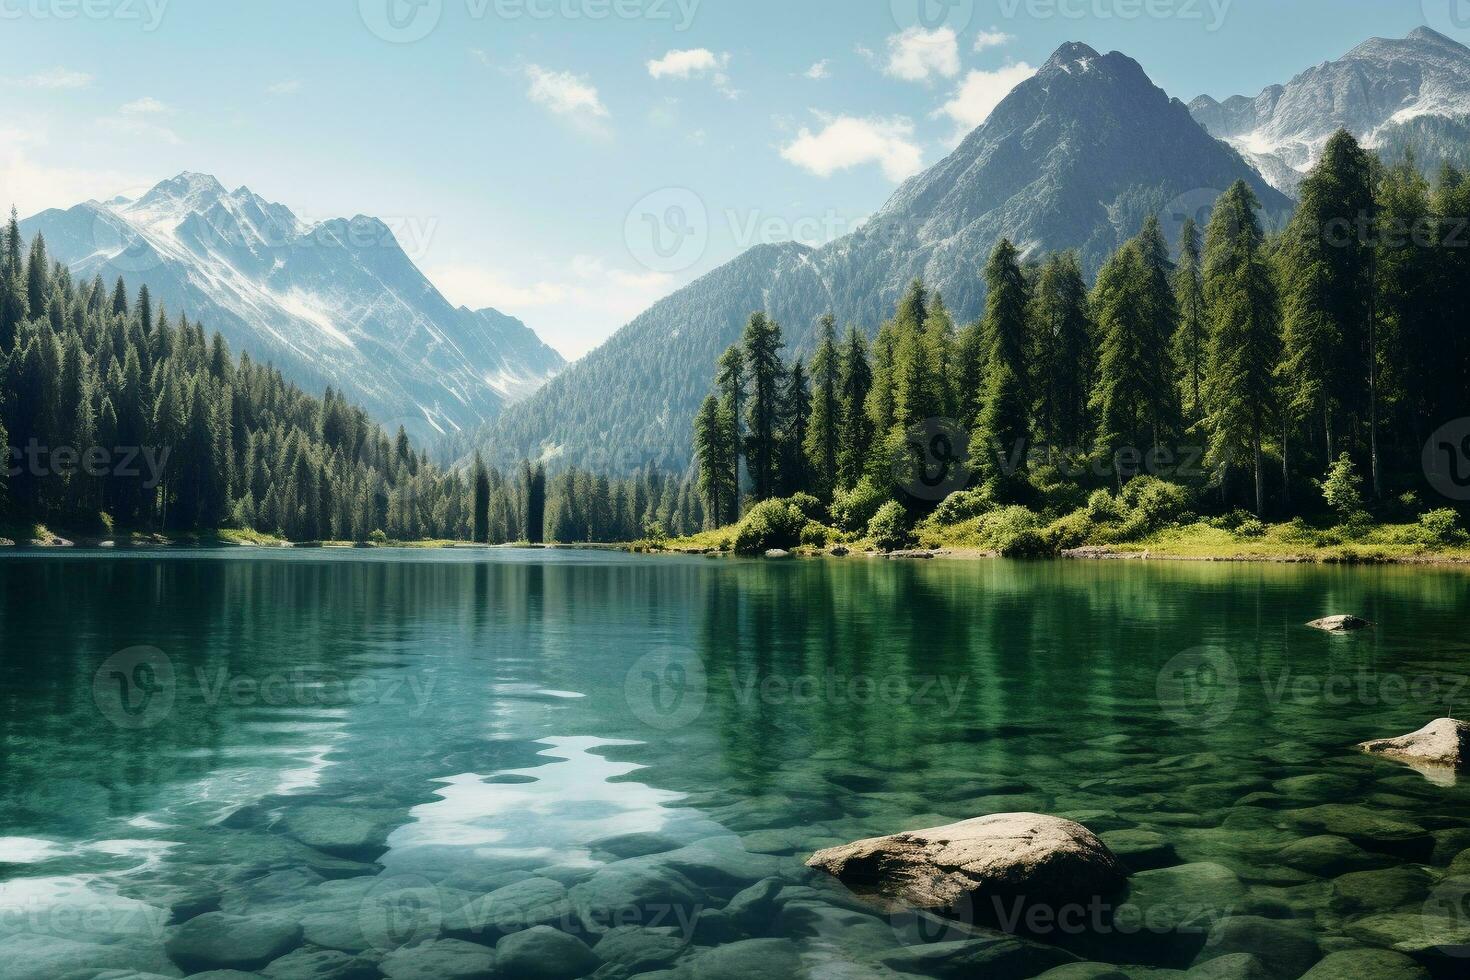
[427,257,675,358]
[524,65,609,121]
[780,115,923,182]
[0,141,143,217]
[884,27,960,82]
[646,48,737,99]
[973,29,1014,51]
[647,48,720,79]
[121,97,170,114]
[267,80,302,96]
[936,64,1036,138]
[10,68,93,90]
[470,49,491,67]
[804,60,831,80]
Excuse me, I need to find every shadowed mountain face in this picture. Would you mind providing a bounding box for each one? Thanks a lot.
[1190,27,1470,195]
[23,173,565,442]
[485,42,1290,474]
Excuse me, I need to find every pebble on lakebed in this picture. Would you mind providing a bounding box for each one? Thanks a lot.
[805,812,1128,914]
[1359,718,1470,770]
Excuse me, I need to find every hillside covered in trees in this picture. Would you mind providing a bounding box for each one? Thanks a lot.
[0,217,699,545]
[691,132,1470,555]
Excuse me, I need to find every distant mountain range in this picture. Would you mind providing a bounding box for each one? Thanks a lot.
[22,174,565,441]
[484,40,1293,474]
[1190,27,1470,194]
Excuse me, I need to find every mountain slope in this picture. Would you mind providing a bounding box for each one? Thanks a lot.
[1190,27,1470,194]
[486,41,1289,474]
[22,174,565,440]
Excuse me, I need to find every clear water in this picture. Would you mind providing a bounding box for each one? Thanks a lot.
[2,549,1469,978]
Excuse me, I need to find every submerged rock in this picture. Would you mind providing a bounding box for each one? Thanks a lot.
[165,913,302,973]
[674,938,801,980]
[1193,916,1320,979]
[378,939,496,980]
[1298,948,1430,980]
[879,934,1079,979]
[1359,718,1470,770]
[1306,615,1371,633]
[806,813,1127,916]
[493,926,597,980]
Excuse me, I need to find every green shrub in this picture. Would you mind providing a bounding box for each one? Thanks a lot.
[1086,489,1121,523]
[1118,478,1192,537]
[1318,454,1367,525]
[733,499,807,555]
[1210,509,1257,532]
[971,506,1046,552]
[832,478,889,533]
[787,493,826,523]
[1417,509,1468,547]
[369,529,388,545]
[800,521,833,548]
[1000,527,1057,559]
[1046,510,1095,550]
[867,501,914,552]
[930,488,994,526]
[1235,518,1267,539]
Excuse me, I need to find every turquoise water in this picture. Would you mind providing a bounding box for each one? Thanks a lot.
[1,549,1469,978]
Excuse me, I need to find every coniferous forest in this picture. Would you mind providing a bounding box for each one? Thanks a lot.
[692,132,1470,554]
[0,213,699,544]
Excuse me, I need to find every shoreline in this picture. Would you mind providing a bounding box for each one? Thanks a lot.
[6,535,1470,569]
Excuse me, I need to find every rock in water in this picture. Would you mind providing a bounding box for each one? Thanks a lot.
[805,813,1127,916]
[1359,718,1470,770]
[1307,615,1372,632]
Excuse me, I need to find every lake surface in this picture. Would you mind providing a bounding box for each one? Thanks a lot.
[2,549,1469,979]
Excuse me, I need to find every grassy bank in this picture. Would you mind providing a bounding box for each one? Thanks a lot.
[656,481,1470,565]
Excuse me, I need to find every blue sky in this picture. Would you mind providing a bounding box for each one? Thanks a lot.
[0,0,1459,357]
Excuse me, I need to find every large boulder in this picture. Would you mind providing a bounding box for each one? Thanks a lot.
[165,913,302,973]
[1307,615,1372,633]
[805,813,1127,917]
[1359,718,1470,770]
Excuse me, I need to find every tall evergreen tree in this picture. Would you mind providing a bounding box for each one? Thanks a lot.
[970,239,1032,495]
[1202,180,1281,515]
[803,314,841,500]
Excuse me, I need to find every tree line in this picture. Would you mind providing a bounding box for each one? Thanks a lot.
[0,216,698,543]
[694,130,1470,527]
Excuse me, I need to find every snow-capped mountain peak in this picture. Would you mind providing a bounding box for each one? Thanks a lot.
[1190,28,1470,194]
[23,173,565,440]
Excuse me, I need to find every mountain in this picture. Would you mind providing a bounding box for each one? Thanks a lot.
[486,41,1290,474]
[1190,27,1470,195]
[21,173,565,441]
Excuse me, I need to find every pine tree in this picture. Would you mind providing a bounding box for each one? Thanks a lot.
[1173,218,1208,421]
[803,314,841,500]
[970,239,1032,495]
[836,327,873,491]
[1030,251,1093,451]
[1202,180,1281,515]
[741,312,786,501]
[780,357,811,496]
[472,454,490,543]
